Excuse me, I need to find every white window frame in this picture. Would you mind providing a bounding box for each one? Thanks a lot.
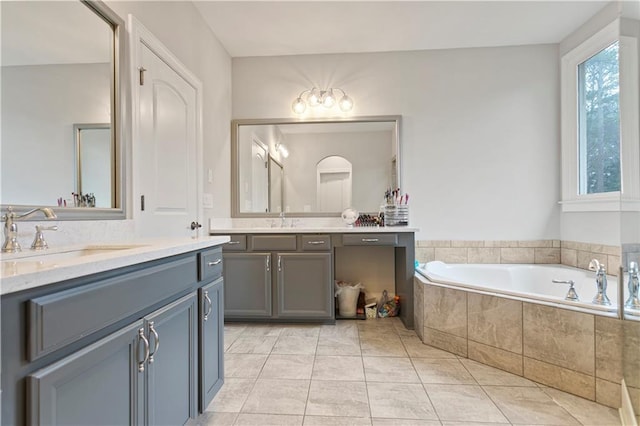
[560,20,640,212]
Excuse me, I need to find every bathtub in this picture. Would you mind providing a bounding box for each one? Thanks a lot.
[417,261,639,318]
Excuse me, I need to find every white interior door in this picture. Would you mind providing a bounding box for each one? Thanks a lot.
[131,17,202,238]
[318,171,351,212]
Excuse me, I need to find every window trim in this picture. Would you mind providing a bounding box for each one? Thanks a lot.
[560,20,640,213]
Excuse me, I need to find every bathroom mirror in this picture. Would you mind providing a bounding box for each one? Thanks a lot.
[0,0,125,219]
[232,116,401,217]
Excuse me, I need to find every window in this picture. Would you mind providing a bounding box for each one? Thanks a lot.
[577,41,620,195]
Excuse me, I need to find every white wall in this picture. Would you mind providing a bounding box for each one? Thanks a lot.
[232,45,561,241]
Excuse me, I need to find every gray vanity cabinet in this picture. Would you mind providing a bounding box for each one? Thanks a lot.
[223,252,272,318]
[276,253,332,318]
[28,320,144,426]
[199,277,224,411]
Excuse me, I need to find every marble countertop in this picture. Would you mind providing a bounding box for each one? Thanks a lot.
[210,226,419,234]
[0,236,230,296]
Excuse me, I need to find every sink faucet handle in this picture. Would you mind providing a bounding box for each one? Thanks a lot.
[630,261,639,276]
[31,225,58,250]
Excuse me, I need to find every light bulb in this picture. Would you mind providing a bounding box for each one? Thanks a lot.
[322,89,335,108]
[292,97,306,114]
[339,94,353,112]
[307,88,320,107]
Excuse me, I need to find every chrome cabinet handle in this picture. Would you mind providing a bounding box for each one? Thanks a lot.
[266,255,270,272]
[138,328,150,372]
[307,241,326,245]
[208,259,222,266]
[148,322,160,363]
[203,290,212,321]
[362,238,379,242]
[278,255,282,272]
[227,241,240,245]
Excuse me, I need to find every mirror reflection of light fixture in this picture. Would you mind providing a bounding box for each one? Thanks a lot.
[292,87,353,114]
[275,142,289,158]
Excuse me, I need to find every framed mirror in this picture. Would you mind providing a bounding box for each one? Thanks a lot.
[0,0,125,219]
[232,116,401,217]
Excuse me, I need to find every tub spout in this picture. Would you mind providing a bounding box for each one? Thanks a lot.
[625,261,640,309]
[589,259,611,306]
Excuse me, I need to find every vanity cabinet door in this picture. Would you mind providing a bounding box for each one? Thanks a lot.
[223,253,272,318]
[27,320,145,426]
[276,253,332,319]
[145,293,198,426]
[199,277,224,412]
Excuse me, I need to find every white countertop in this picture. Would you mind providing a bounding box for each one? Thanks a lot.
[0,236,230,296]
[210,227,419,234]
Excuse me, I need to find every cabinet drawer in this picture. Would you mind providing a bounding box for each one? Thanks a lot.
[251,235,297,251]
[199,247,223,281]
[301,235,331,251]
[222,235,246,251]
[342,233,398,246]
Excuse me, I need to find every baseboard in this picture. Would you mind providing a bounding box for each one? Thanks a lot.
[621,379,638,426]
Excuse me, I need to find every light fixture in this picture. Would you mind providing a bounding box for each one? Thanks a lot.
[291,87,353,114]
[275,142,289,158]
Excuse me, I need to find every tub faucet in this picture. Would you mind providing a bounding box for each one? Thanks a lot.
[279,211,286,228]
[588,259,611,306]
[2,206,57,253]
[625,261,640,309]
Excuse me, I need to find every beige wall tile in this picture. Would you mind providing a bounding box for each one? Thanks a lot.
[415,247,435,263]
[424,285,467,338]
[561,249,578,267]
[419,240,451,248]
[623,320,640,389]
[595,316,623,384]
[576,242,594,252]
[603,245,621,256]
[423,328,467,357]
[468,341,523,376]
[524,357,595,401]
[607,255,621,276]
[562,241,580,250]
[500,248,534,264]
[518,240,553,248]
[451,240,484,248]
[484,240,519,248]
[434,248,468,263]
[467,248,501,264]
[553,240,561,248]
[596,378,620,408]
[413,279,424,341]
[467,293,522,354]
[534,248,561,264]
[523,303,595,375]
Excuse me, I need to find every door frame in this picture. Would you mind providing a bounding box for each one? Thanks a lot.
[128,15,204,232]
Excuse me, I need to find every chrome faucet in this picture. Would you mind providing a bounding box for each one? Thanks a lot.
[2,206,57,253]
[588,259,611,306]
[625,261,640,309]
[279,211,286,228]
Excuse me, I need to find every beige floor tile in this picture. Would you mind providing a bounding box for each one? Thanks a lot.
[312,355,365,381]
[304,416,372,425]
[186,411,238,426]
[367,383,438,420]
[317,336,362,356]
[234,413,304,425]
[363,356,420,383]
[320,323,359,338]
[207,378,256,413]
[360,336,408,357]
[272,336,318,355]
[241,379,310,415]
[226,336,277,354]
[306,381,370,417]
[240,324,283,337]
[482,386,580,425]
[412,358,477,385]
[372,419,440,426]
[440,422,509,426]
[260,354,314,380]
[224,354,268,378]
[401,336,457,358]
[280,325,322,337]
[459,359,535,387]
[425,384,507,423]
[541,387,621,425]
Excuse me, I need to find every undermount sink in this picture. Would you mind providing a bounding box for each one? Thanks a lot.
[1,244,147,264]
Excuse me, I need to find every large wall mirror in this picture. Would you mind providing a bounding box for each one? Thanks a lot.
[232,116,400,217]
[0,0,125,219]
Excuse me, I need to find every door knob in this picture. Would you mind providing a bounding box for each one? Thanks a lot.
[190,221,202,230]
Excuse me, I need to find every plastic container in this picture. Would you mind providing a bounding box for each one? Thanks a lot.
[337,286,361,317]
[384,205,409,226]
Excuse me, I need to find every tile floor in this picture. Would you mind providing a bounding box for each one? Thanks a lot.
[189,318,621,426]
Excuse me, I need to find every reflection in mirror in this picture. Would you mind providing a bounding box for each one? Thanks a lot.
[0,1,124,218]
[232,116,400,216]
[75,124,112,208]
[268,156,284,213]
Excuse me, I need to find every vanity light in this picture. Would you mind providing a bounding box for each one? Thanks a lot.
[291,87,353,114]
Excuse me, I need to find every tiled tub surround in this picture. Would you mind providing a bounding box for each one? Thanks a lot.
[416,240,621,276]
[414,274,640,413]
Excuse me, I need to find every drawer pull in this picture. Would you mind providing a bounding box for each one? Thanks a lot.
[203,290,212,321]
[307,240,326,245]
[208,259,222,266]
[138,328,149,372]
[266,256,270,272]
[278,255,282,272]
[148,322,160,363]
[362,238,379,242]
[227,241,240,245]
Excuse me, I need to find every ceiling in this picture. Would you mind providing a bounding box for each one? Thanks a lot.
[194,1,611,58]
